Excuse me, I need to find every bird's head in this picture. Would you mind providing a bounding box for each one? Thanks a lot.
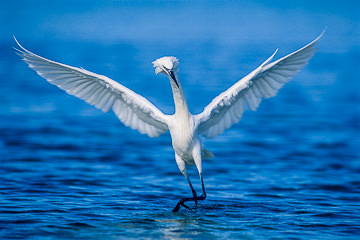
[152,56,180,88]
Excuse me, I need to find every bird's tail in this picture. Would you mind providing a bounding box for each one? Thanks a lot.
[202,149,214,159]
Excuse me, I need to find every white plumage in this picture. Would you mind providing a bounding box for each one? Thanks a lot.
[15,40,169,138]
[15,31,324,211]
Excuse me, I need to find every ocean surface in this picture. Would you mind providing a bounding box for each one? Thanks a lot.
[1,1,360,239]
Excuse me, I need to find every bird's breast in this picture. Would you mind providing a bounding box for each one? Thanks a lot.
[169,114,197,159]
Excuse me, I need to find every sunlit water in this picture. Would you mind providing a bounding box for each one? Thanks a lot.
[1,1,360,239]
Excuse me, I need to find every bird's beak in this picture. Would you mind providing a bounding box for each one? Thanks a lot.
[166,69,179,88]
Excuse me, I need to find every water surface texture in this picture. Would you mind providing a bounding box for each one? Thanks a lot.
[1,1,360,239]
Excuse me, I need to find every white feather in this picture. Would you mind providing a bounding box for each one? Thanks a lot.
[15,38,169,138]
[195,31,324,138]
[15,32,324,209]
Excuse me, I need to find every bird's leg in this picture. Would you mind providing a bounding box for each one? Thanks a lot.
[187,176,198,205]
[172,175,207,212]
[172,173,207,212]
[172,175,198,212]
[173,152,207,212]
[193,143,206,201]
[198,173,206,200]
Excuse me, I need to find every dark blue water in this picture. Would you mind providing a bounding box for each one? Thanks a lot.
[1,1,360,239]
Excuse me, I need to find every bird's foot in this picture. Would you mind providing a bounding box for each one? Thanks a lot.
[198,193,206,200]
[172,199,190,212]
[172,194,207,212]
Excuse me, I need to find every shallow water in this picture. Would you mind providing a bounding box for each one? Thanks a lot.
[1,1,360,239]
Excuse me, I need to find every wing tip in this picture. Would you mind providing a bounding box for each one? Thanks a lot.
[319,27,327,39]
[308,28,326,48]
[13,36,26,52]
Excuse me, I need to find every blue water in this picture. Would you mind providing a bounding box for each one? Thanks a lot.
[1,1,360,239]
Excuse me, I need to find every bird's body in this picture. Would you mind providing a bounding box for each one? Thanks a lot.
[15,31,324,211]
[165,72,211,168]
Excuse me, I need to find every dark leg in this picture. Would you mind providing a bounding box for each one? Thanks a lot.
[187,176,198,205]
[199,174,206,199]
[172,174,206,212]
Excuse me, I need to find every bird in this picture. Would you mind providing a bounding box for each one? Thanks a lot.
[14,31,324,212]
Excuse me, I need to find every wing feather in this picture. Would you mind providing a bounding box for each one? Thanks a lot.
[15,38,169,138]
[195,31,324,138]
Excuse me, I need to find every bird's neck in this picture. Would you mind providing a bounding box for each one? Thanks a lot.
[170,76,190,117]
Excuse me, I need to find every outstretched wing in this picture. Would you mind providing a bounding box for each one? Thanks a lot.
[15,38,169,137]
[195,31,324,138]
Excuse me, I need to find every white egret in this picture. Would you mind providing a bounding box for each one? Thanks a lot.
[15,31,323,212]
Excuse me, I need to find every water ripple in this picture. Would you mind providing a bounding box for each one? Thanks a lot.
[2,8,360,239]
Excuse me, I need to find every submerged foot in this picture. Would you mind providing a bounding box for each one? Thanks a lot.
[172,194,207,212]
